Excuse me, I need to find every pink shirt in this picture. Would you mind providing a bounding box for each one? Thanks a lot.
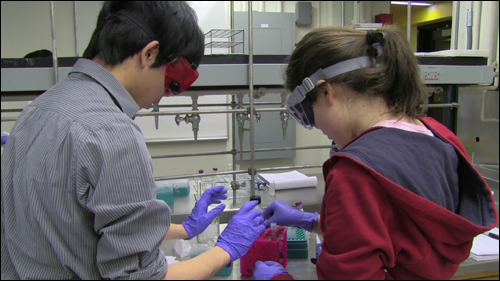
[373,120,434,137]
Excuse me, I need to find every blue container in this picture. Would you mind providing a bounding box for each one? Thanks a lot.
[156,184,174,208]
[215,264,233,276]
[156,179,190,197]
[189,245,233,276]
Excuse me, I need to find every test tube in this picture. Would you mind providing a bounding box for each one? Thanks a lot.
[271,222,277,240]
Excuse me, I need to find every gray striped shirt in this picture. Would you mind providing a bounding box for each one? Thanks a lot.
[1,58,170,280]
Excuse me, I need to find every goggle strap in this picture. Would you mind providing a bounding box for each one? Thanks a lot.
[294,56,372,100]
[320,56,372,81]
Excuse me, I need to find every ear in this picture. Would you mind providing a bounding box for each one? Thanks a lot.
[325,83,336,106]
[140,40,160,69]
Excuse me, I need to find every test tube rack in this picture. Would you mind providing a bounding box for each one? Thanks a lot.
[240,226,288,276]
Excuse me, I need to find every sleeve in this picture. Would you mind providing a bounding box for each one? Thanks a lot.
[316,158,395,280]
[271,273,295,280]
[77,120,170,280]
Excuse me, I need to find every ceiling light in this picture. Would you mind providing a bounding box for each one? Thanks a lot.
[391,1,433,6]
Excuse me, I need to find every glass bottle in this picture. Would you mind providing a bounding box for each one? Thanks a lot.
[196,169,204,197]
[197,211,220,246]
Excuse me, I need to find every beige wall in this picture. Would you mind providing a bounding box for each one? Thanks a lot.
[1,1,391,178]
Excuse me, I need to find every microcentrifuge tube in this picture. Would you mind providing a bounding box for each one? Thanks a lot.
[271,222,277,240]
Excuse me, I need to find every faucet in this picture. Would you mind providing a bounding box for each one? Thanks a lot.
[280,91,289,139]
[174,95,201,141]
[152,103,160,130]
[235,94,261,160]
[175,113,200,141]
[280,111,289,140]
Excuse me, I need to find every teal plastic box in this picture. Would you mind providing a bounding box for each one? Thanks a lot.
[215,264,233,276]
[287,228,308,259]
[189,245,233,276]
[156,184,174,208]
[156,179,190,197]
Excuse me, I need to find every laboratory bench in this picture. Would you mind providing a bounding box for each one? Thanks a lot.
[161,230,499,280]
[165,169,499,280]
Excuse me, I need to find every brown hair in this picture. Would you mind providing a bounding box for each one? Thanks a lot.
[285,25,428,118]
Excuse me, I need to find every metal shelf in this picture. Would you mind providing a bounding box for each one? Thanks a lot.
[204,41,243,49]
[204,29,243,39]
[204,28,244,55]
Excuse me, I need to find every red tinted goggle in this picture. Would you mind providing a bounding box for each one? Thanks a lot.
[164,57,199,96]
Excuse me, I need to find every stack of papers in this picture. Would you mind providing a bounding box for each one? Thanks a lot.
[470,227,499,261]
[257,170,318,190]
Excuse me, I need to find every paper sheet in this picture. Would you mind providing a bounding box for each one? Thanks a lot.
[165,256,179,265]
[258,170,318,190]
[470,228,499,261]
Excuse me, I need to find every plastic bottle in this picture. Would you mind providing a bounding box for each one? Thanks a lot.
[295,201,304,212]
[269,181,276,196]
[295,201,310,239]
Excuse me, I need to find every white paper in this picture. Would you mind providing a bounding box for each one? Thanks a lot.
[173,239,192,258]
[484,227,499,236]
[258,170,318,190]
[470,228,499,261]
[165,256,179,265]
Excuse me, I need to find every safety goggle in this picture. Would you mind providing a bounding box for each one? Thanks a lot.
[113,11,199,96]
[286,56,372,129]
[164,57,199,96]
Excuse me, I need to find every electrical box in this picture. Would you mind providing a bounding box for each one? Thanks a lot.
[295,2,312,26]
[233,12,295,55]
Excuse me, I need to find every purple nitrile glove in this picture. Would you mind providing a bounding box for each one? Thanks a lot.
[216,200,266,263]
[1,132,8,147]
[262,200,318,232]
[182,185,227,239]
[251,261,288,280]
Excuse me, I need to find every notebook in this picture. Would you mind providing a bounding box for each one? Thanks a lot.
[469,227,499,261]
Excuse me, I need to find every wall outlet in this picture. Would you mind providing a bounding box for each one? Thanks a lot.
[423,70,440,80]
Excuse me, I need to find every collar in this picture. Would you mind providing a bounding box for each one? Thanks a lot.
[69,58,140,119]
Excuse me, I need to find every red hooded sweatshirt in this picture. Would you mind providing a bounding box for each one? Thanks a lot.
[272,117,497,280]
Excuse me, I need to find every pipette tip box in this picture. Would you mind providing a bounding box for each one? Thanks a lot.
[287,227,308,259]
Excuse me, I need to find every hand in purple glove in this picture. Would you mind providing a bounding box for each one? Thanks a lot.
[182,185,227,239]
[1,132,8,147]
[251,261,288,280]
[216,200,266,263]
[262,200,318,232]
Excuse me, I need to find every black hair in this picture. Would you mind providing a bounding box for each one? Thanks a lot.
[24,49,53,58]
[82,1,204,69]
